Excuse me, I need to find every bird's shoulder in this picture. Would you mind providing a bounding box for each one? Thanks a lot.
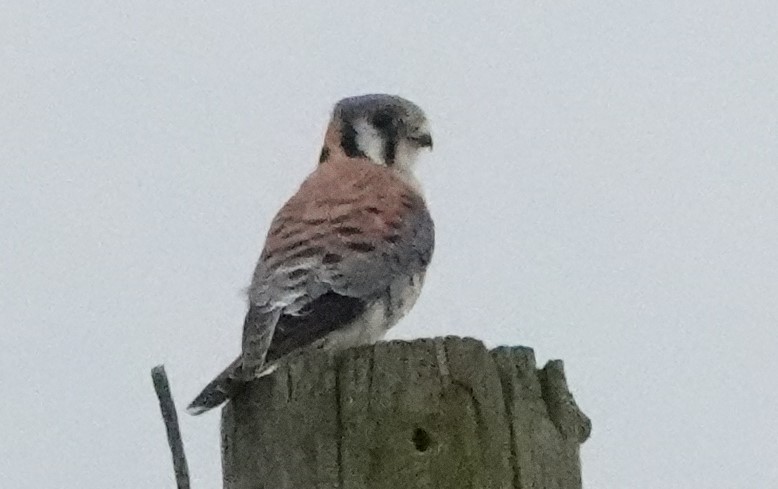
[261,158,429,258]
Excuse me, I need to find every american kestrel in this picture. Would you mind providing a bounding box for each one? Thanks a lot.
[187,94,435,415]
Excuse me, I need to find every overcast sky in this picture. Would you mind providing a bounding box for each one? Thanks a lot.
[2,1,777,488]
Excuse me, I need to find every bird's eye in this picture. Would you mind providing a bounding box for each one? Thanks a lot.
[371,111,394,130]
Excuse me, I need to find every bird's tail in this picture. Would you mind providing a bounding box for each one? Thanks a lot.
[188,305,281,415]
[186,356,244,415]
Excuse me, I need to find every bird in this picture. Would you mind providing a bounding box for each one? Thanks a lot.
[187,94,435,415]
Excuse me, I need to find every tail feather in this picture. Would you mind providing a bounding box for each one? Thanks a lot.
[189,305,281,415]
[186,356,244,415]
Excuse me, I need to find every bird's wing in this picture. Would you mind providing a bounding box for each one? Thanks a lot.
[186,292,367,415]
[187,157,434,415]
[251,157,434,311]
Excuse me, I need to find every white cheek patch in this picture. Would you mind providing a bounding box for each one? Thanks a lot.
[352,118,425,181]
[393,139,419,172]
[353,119,386,165]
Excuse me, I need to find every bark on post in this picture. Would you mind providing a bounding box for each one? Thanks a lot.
[221,336,591,489]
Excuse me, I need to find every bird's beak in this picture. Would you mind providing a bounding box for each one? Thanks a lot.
[410,133,433,150]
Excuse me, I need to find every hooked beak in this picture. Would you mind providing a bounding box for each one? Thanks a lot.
[410,133,433,149]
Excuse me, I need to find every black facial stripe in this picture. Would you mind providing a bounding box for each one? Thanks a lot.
[383,138,397,166]
[341,122,364,158]
[318,146,330,163]
[373,110,398,166]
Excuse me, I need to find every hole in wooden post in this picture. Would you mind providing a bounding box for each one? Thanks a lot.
[412,427,431,452]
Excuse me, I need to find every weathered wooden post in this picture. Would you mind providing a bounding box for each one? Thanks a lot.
[221,336,591,489]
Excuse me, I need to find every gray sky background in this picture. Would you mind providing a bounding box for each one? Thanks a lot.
[2,1,777,488]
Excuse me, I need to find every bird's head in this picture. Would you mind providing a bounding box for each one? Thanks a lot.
[323,94,433,172]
